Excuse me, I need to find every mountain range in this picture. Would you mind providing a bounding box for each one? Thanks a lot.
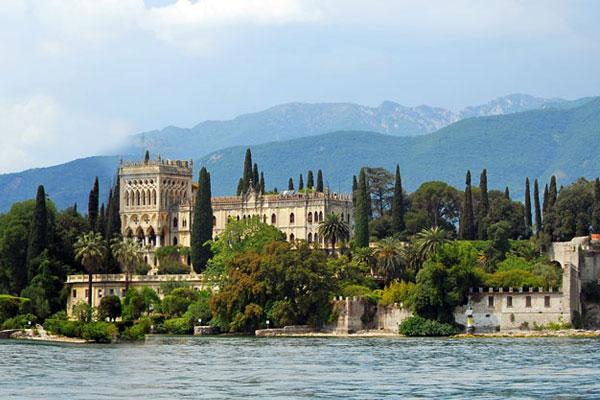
[0,94,598,213]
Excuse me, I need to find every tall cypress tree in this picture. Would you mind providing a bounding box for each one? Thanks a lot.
[504,186,510,199]
[259,172,265,194]
[106,184,121,240]
[592,178,600,234]
[352,175,358,207]
[298,174,304,190]
[391,164,405,235]
[88,177,99,231]
[354,168,370,248]
[96,203,106,236]
[252,163,259,189]
[236,178,244,196]
[27,185,48,280]
[543,184,549,213]
[317,170,324,192]
[524,178,532,236]
[478,169,489,240]
[549,176,558,208]
[144,150,150,164]
[307,170,314,189]
[191,167,213,273]
[459,170,476,240]
[534,179,542,236]
[242,148,253,193]
[288,178,294,190]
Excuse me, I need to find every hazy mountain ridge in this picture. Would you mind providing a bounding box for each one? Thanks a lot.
[128,94,579,159]
[1,95,598,212]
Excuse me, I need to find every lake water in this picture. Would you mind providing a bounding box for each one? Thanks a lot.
[2,336,600,399]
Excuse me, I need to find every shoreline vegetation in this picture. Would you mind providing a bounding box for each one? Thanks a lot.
[3,150,600,342]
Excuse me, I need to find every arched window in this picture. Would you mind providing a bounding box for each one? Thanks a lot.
[263,215,267,223]
[341,213,344,222]
[314,233,319,243]
[308,212,313,224]
[142,190,146,206]
[289,233,295,241]
[125,191,129,207]
[237,216,240,221]
[319,211,323,222]
[271,213,276,224]
[136,190,141,206]
[213,216,216,227]
[290,213,295,224]
[308,233,313,243]
[152,189,157,205]
[147,189,151,205]
[173,236,178,245]
[173,217,178,228]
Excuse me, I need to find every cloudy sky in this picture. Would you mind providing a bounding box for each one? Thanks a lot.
[0,0,599,173]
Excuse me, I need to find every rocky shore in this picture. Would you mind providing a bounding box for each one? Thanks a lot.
[0,325,88,343]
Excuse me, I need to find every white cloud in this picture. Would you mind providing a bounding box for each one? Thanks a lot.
[0,95,130,173]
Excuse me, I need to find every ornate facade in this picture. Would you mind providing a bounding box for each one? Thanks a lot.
[119,156,354,270]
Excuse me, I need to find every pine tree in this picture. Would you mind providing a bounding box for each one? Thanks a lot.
[459,170,476,240]
[88,177,99,231]
[354,168,370,248]
[191,167,213,273]
[242,148,253,193]
[592,178,600,234]
[259,172,265,194]
[288,178,294,190]
[236,178,244,196]
[534,179,542,236]
[252,163,259,189]
[352,175,358,207]
[317,170,324,192]
[307,170,314,189]
[504,186,510,199]
[391,164,405,235]
[478,169,489,240]
[524,178,532,236]
[299,174,304,190]
[26,185,49,281]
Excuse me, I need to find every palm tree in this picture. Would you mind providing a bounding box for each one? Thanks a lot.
[374,237,406,282]
[414,227,451,264]
[111,237,143,292]
[318,213,349,253]
[353,246,376,276]
[74,232,107,306]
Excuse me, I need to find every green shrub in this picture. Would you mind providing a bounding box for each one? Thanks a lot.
[0,295,31,324]
[81,322,118,343]
[340,284,372,298]
[122,317,152,340]
[379,280,415,307]
[98,295,122,322]
[2,313,37,330]
[398,315,458,336]
[163,317,192,334]
[43,319,81,337]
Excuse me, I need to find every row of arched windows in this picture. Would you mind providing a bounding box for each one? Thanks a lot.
[307,211,324,224]
[125,189,157,207]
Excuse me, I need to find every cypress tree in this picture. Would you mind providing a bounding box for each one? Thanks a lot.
[478,169,489,240]
[317,170,324,192]
[352,175,358,207]
[504,186,510,199]
[459,170,476,240]
[592,178,600,234]
[524,178,532,236]
[288,178,294,190]
[191,167,213,273]
[543,184,549,213]
[549,176,558,208]
[236,178,244,196]
[252,163,259,189]
[144,150,150,164]
[534,179,542,236]
[354,168,370,248]
[273,187,278,194]
[27,185,48,280]
[391,164,405,235]
[88,176,99,230]
[307,170,314,189]
[106,185,121,240]
[96,203,106,235]
[259,172,265,194]
[299,174,304,190]
[242,148,253,193]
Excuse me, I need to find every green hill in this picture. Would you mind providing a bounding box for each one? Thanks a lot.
[1,97,599,212]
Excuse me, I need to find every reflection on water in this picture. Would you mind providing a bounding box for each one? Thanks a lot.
[1,336,600,399]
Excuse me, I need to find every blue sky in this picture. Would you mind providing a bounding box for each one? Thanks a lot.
[0,0,599,173]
